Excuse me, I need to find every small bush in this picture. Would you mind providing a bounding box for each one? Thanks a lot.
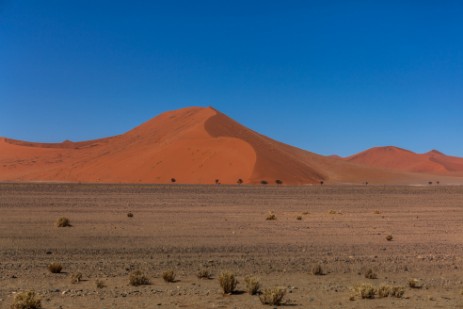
[244,276,261,295]
[408,278,423,289]
[328,210,338,214]
[390,286,405,298]
[236,178,243,185]
[171,178,176,183]
[56,217,71,227]
[354,283,376,299]
[95,279,105,289]
[296,216,302,220]
[377,285,391,298]
[127,212,134,218]
[129,271,150,286]
[260,180,268,185]
[365,269,377,279]
[219,271,238,294]
[259,287,286,306]
[312,264,325,276]
[162,270,176,282]
[373,210,381,214]
[48,262,62,273]
[386,235,393,241]
[11,291,42,309]
[275,179,283,185]
[197,269,213,279]
[266,211,276,221]
[70,272,82,284]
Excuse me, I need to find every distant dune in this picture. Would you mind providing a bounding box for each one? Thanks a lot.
[1,107,463,185]
[346,146,463,176]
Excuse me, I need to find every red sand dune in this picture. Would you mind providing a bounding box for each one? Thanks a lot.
[1,107,463,185]
[346,146,463,176]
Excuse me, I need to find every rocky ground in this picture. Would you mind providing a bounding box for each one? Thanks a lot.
[1,183,463,308]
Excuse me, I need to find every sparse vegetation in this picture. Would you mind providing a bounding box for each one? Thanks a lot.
[129,270,150,286]
[390,286,405,298]
[244,276,261,295]
[260,180,268,185]
[328,210,338,214]
[259,287,286,306]
[197,269,213,279]
[219,271,238,294]
[320,180,324,185]
[171,178,176,183]
[296,215,302,220]
[215,179,220,185]
[48,262,62,273]
[11,291,42,309]
[266,211,276,220]
[373,210,381,214]
[95,279,106,289]
[386,235,393,241]
[56,217,71,227]
[162,270,176,282]
[275,179,283,185]
[354,283,376,299]
[408,278,423,289]
[365,268,377,279]
[236,178,243,184]
[70,272,82,284]
[312,263,325,276]
[127,212,134,218]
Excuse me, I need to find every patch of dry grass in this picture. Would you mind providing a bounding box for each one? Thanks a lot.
[266,211,276,220]
[129,271,150,286]
[259,287,286,305]
[197,269,213,279]
[56,217,71,227]
[219,271,238,294]
[244,276,261,295]
[162,270,176,282]
[70,272,82,284]
[11,291,42,309]
[47,262,62,274]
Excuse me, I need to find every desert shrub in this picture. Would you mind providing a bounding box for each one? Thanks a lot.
[236,178,243,184]
[408,278,423,289]
[129,271,150,286]
[171,178,176,183]
[259,287,286,306]
[260,180,268,185]
[365,269,377,279]
[312,264,325,276]
[95,279,105,289]
[244,276,261,295]
[354,283,376,299]
[127,212,134,218]
[48,262,62,273]
[373,210,381,214]
[215,179,220,185]
[197,269,213,279]
[70,272,82,284]
[56,217,71,227]
[11,291,42,309]
[328,210,337,214]
[296,216,302,220]
[219,271,238,294]
[386,235,393,241]
[377,285,391,298]
[275,179,283,185]
[162,270,176,282]
[320,180,324,185]
[390,286,405,298]
[266,211,276,221]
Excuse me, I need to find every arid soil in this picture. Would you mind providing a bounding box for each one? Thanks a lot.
[1,183,463,308]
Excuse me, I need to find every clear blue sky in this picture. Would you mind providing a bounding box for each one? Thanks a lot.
[1,1,462,156]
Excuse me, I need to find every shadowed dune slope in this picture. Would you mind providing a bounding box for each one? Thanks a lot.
[1,106,463,185]
[346,146,463,176]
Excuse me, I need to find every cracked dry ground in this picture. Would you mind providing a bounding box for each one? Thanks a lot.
[1,183,463,308]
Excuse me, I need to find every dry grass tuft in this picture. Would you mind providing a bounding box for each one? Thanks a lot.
[328,209,338,214]
[354,283,376,299]
[312,264,325,276]
[127,212,134,218]
[390,286,405,298]
[129,271,150,286]
[266,211,276,221]
[11,291,42,309]
[365,268,378,279]
[56,217,71,227]
[259,287,286,306]
[377,284,391,298]
[373,210,381,214]
[48,262,62,274]
[296,215,302,220]
[244,276,261,295]
[162,270,176,282]
[408,278,423,289]
[219,271,238,294]
[197,269,213,279]
[95,279,106,289]
[70,272,82,284]
[386,235,393,241]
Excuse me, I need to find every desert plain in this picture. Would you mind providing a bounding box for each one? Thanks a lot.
[1,183,463,308]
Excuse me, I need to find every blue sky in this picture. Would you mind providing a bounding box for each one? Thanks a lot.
[1,1,462,156]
